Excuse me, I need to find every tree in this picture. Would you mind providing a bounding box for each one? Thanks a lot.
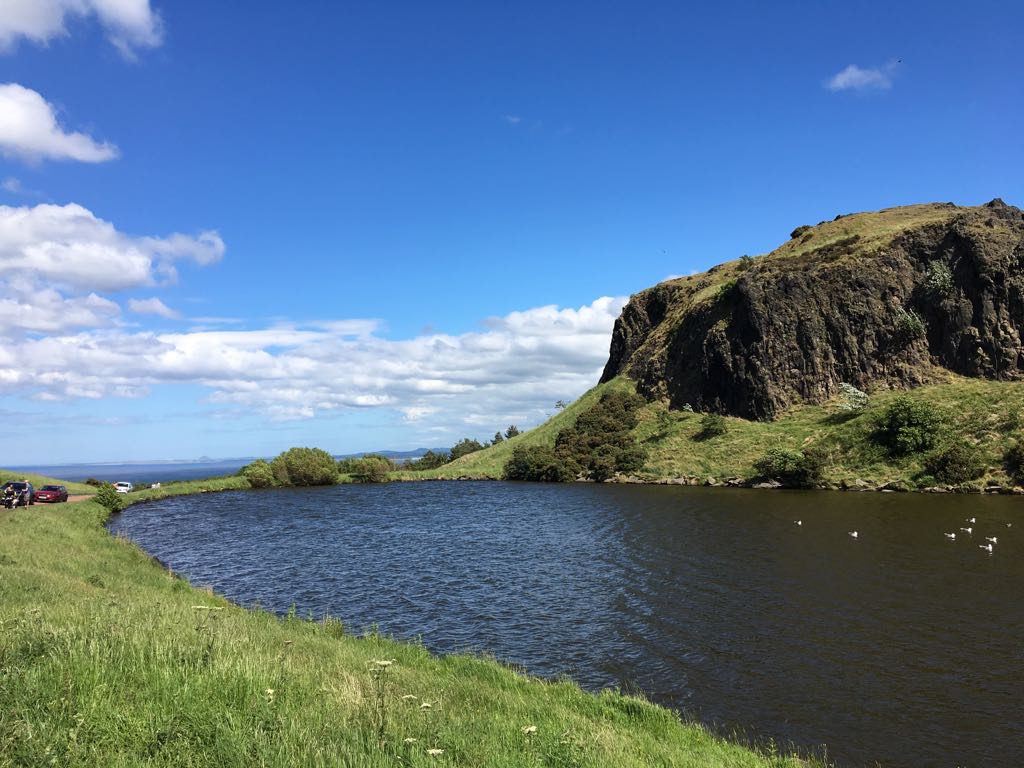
[555,400,568,410]
[450,438,485,461]
[95,482,126,513]
[503,445,574,482]
[407,450,450,470]
[504,425,521,439]
[270,447,338,486]
[492,431,504,445]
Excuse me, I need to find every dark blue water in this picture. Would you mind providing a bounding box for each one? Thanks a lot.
[108,481,1024,768]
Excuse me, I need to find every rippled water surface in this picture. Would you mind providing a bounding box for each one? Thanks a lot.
[108,482,1024,767]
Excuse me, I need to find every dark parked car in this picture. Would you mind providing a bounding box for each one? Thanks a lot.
[35,484,68,503]
[1,481,34,507]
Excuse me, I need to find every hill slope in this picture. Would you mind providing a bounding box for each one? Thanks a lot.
[602,199,1024,420]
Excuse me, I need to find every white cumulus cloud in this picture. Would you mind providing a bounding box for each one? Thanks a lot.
[0,83,119,163]
[0,0,162,57]
[826,63,895,92]
[0,202,224,294]
[0,297,628,433]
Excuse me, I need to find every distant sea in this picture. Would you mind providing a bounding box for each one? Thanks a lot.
[10,459,254,485]
[11,448,442,486]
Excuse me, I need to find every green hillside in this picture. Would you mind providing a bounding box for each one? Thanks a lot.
[422,375,1024,491]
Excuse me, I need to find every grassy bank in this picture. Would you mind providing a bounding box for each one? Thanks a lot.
[423,376,1024,491]
[0,489,818,767]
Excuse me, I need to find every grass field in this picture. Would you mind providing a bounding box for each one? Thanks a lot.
[0,488,821,767]
[424,375,1024,491]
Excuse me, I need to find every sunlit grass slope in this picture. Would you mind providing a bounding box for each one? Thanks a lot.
[437,375,1024,489]
[0,496,816,767]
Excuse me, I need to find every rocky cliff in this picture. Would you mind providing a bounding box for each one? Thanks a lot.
[601,199,1024,419]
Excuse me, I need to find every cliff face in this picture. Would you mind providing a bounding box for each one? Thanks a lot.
[601,199,1024,419]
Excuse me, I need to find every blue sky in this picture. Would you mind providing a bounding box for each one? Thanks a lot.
[0,1,1020,464]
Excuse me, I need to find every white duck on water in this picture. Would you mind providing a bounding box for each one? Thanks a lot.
[980,543,994,553]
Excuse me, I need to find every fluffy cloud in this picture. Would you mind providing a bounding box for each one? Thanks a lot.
[128,297,179,319]
[0,202,224,294]
[0,297,628,432]
[826,63,894,92]
[0,83,118,163]
[0,0,162,57]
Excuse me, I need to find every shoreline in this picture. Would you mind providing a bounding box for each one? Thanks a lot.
[1,477,823,767]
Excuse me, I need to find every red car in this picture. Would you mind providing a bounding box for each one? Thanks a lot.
[34,484,68,503]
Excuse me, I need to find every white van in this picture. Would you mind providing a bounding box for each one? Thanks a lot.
[113,481,134,494]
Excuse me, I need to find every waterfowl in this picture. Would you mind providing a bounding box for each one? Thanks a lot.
[986,536,998,544]
[794,520,802,526]
[979,543,994,553]
[848,531,858,538]
[966,517,976,524]
[944,533,956,540]
[960,527,973,534]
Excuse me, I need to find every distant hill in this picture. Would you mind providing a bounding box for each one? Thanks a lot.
[602,199,1024,420]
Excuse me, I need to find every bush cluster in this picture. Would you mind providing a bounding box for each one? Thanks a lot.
[922,442,985,485]
[503,390,648,483]
[240,446,339,488]
[753,447,825,488]
[338,454,395,483]
[870,396,942,456]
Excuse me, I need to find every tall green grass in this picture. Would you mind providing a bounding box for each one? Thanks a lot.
[0,494,820,767]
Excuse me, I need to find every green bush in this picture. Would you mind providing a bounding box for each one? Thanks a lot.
[923,442,986,484]
[753,447,825,488]
[339,455,394,483]
[450,438,485,461]
[406,449,450,470]
[1004,439,1024,482]
[697,413,727,439]
[269,447,338,486]
[502,445,574,482]
[893,308,926,344]
[94,483,126,513]
[923,260,954,300]
[870,396,942,456]
[240,459,275,488]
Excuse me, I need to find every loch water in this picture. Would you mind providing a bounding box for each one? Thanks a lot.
[108,481,1024,767]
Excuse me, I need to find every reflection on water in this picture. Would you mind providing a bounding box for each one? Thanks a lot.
[109,482,1024,768]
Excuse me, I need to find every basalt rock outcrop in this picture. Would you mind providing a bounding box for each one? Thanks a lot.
[601,199,1024,419]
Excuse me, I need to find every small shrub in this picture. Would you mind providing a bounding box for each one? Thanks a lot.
[871,396,942,456]
[923,260,954,300]
[95,483,126,513]
[737,254,755,271]
[893,308,926,344]
[697,413,727,440]
[84,477,102,487]
[838,382,869,412]
[240,459,275,488]
[406,450,449,470]
[923,442,986,484]
[790,225,812,239]
[754,447,825,488]
[1004,439,1024,482]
